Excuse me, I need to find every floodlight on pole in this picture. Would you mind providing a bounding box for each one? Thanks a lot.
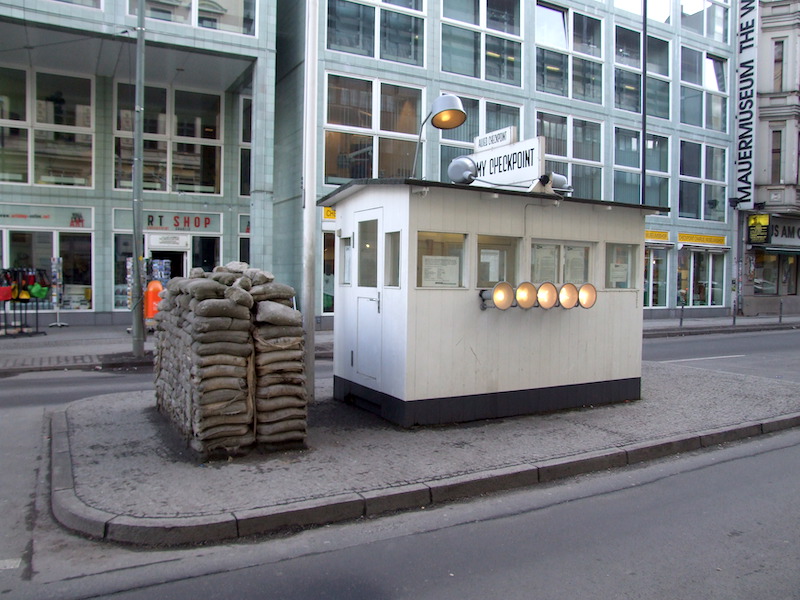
[411,94,466,179]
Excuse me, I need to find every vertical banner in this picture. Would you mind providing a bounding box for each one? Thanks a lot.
[735,0,758,210]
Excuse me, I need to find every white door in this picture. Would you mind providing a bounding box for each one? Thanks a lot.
[354,209,382,381]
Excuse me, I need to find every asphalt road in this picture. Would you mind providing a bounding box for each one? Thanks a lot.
[84,428,800,600]
[1,332,798,599]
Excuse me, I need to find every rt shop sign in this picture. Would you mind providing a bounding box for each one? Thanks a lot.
[113,208,222,234]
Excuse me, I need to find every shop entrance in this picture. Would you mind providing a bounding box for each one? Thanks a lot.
[150,250,186,279]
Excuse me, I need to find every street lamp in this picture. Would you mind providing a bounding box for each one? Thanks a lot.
[411,94,466,179]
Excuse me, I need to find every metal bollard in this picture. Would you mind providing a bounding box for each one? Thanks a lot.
[732,299,736,326]
[679,304,684,327]
[780,299,783,324]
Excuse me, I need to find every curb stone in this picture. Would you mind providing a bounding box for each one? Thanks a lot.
[49,410,800,546]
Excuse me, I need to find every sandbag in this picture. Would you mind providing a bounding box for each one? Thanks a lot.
[191,364,248,380]
[253,325,305,341]
[254,349,304,366]
[193,299,251,320]
[192,354,248,368]
[254,384,306,399]
[255,361,304,377]
[195,376,247,393]
[256,407,307,423]
[256,419,307,436]
[254,336,303,353]
[191,329,251,345]
[191,341,253,357]
[256,396,307,412]
[184,278,227,300]
[250,282,295,301]
[224,285,255,309]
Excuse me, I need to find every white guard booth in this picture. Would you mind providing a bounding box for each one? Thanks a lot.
[319,179,661,427]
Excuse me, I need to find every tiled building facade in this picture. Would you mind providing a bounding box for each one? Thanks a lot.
[2,0,796,325]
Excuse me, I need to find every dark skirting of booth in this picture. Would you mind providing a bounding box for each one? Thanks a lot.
[334,376,642,428]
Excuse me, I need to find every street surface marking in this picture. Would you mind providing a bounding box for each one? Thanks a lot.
[662,354,746,363]
[0,558,21,570]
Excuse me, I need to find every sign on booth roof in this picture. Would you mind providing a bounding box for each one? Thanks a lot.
[468,137,545,191]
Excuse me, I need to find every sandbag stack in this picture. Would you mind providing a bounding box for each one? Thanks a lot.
[252,284,307,447]
[153,261,307,456]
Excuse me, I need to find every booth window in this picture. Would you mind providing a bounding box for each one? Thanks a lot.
[340,237,352,285]
[359,220,378,287]
[417,231,465,287]
[385,231,401,287]
[478,235,519,287]
[605,243,636,289]
[323,232,335,311]
[531,241,590,284]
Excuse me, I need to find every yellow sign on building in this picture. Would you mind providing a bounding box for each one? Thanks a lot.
[323,207,336,220]
[677,233,726,246]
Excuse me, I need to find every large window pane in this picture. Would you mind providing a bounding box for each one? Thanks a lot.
[573,164,601,199]
[328,76,372,128]
[681,0,705,35]
[328,0,375,57]
[36,73,91,127]
[573,119,600,161]
[0,128,28,183]
[486,102,519,133]
[10,231,52,272]
[645,175,669,208]
[117,83,167,134]
[537,48,568,96]
[381,11,424,66]
[646,135,669,172]
[488,0,520,35]
[325,131,373,184]
[380,84,420,134]
[704,184,725,221]
[680,141,702,176]
[647,37,669,76]
[645,247,668,307]
[680,86,703,126]
[711,254,724,305]
[614,170,640,203]
[705,93,727,132]
[34,131,92,186]
[535,3,568,49]
[615,27,640,68]
[646,77,670,119]
[573,14,601,57]
[648,0,671,24]
[681,47,703,84]
[114,138,167,190]
[536,112,567,156]
[615,69,641,112]
[573,58,602,104]
[707,3,728,43]
[61,232,92,286]
[679,180,701,218]
[171,143,220,193]
[486,36,521,86]
[442,25,481,78]
[444,0,478,25]
[705,146,725,181]
[615,128,639,168]
[192,236,220,272]
[705,56,727,92]
[378,137,415,178]
[0,67,27,121]
[174,91,220,140]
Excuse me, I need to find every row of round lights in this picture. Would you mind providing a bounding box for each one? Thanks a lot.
[480,282,597,310]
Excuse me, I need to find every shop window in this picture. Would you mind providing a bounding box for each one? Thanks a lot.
[644,247,668,307]
[323,232,335,312]
[677,248,725,305]
[606,243,636,289]
[478,235,519,287]
[417,231,466,287]
[192,236,220,272]
[753,250,797,296]
[781,256,797,295]
[358,219,378,288]
[385,231,401,287]
[114,234,133,309]
[59,232,93,310]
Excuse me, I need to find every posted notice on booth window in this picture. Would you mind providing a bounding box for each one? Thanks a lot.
[422,256,460,287]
